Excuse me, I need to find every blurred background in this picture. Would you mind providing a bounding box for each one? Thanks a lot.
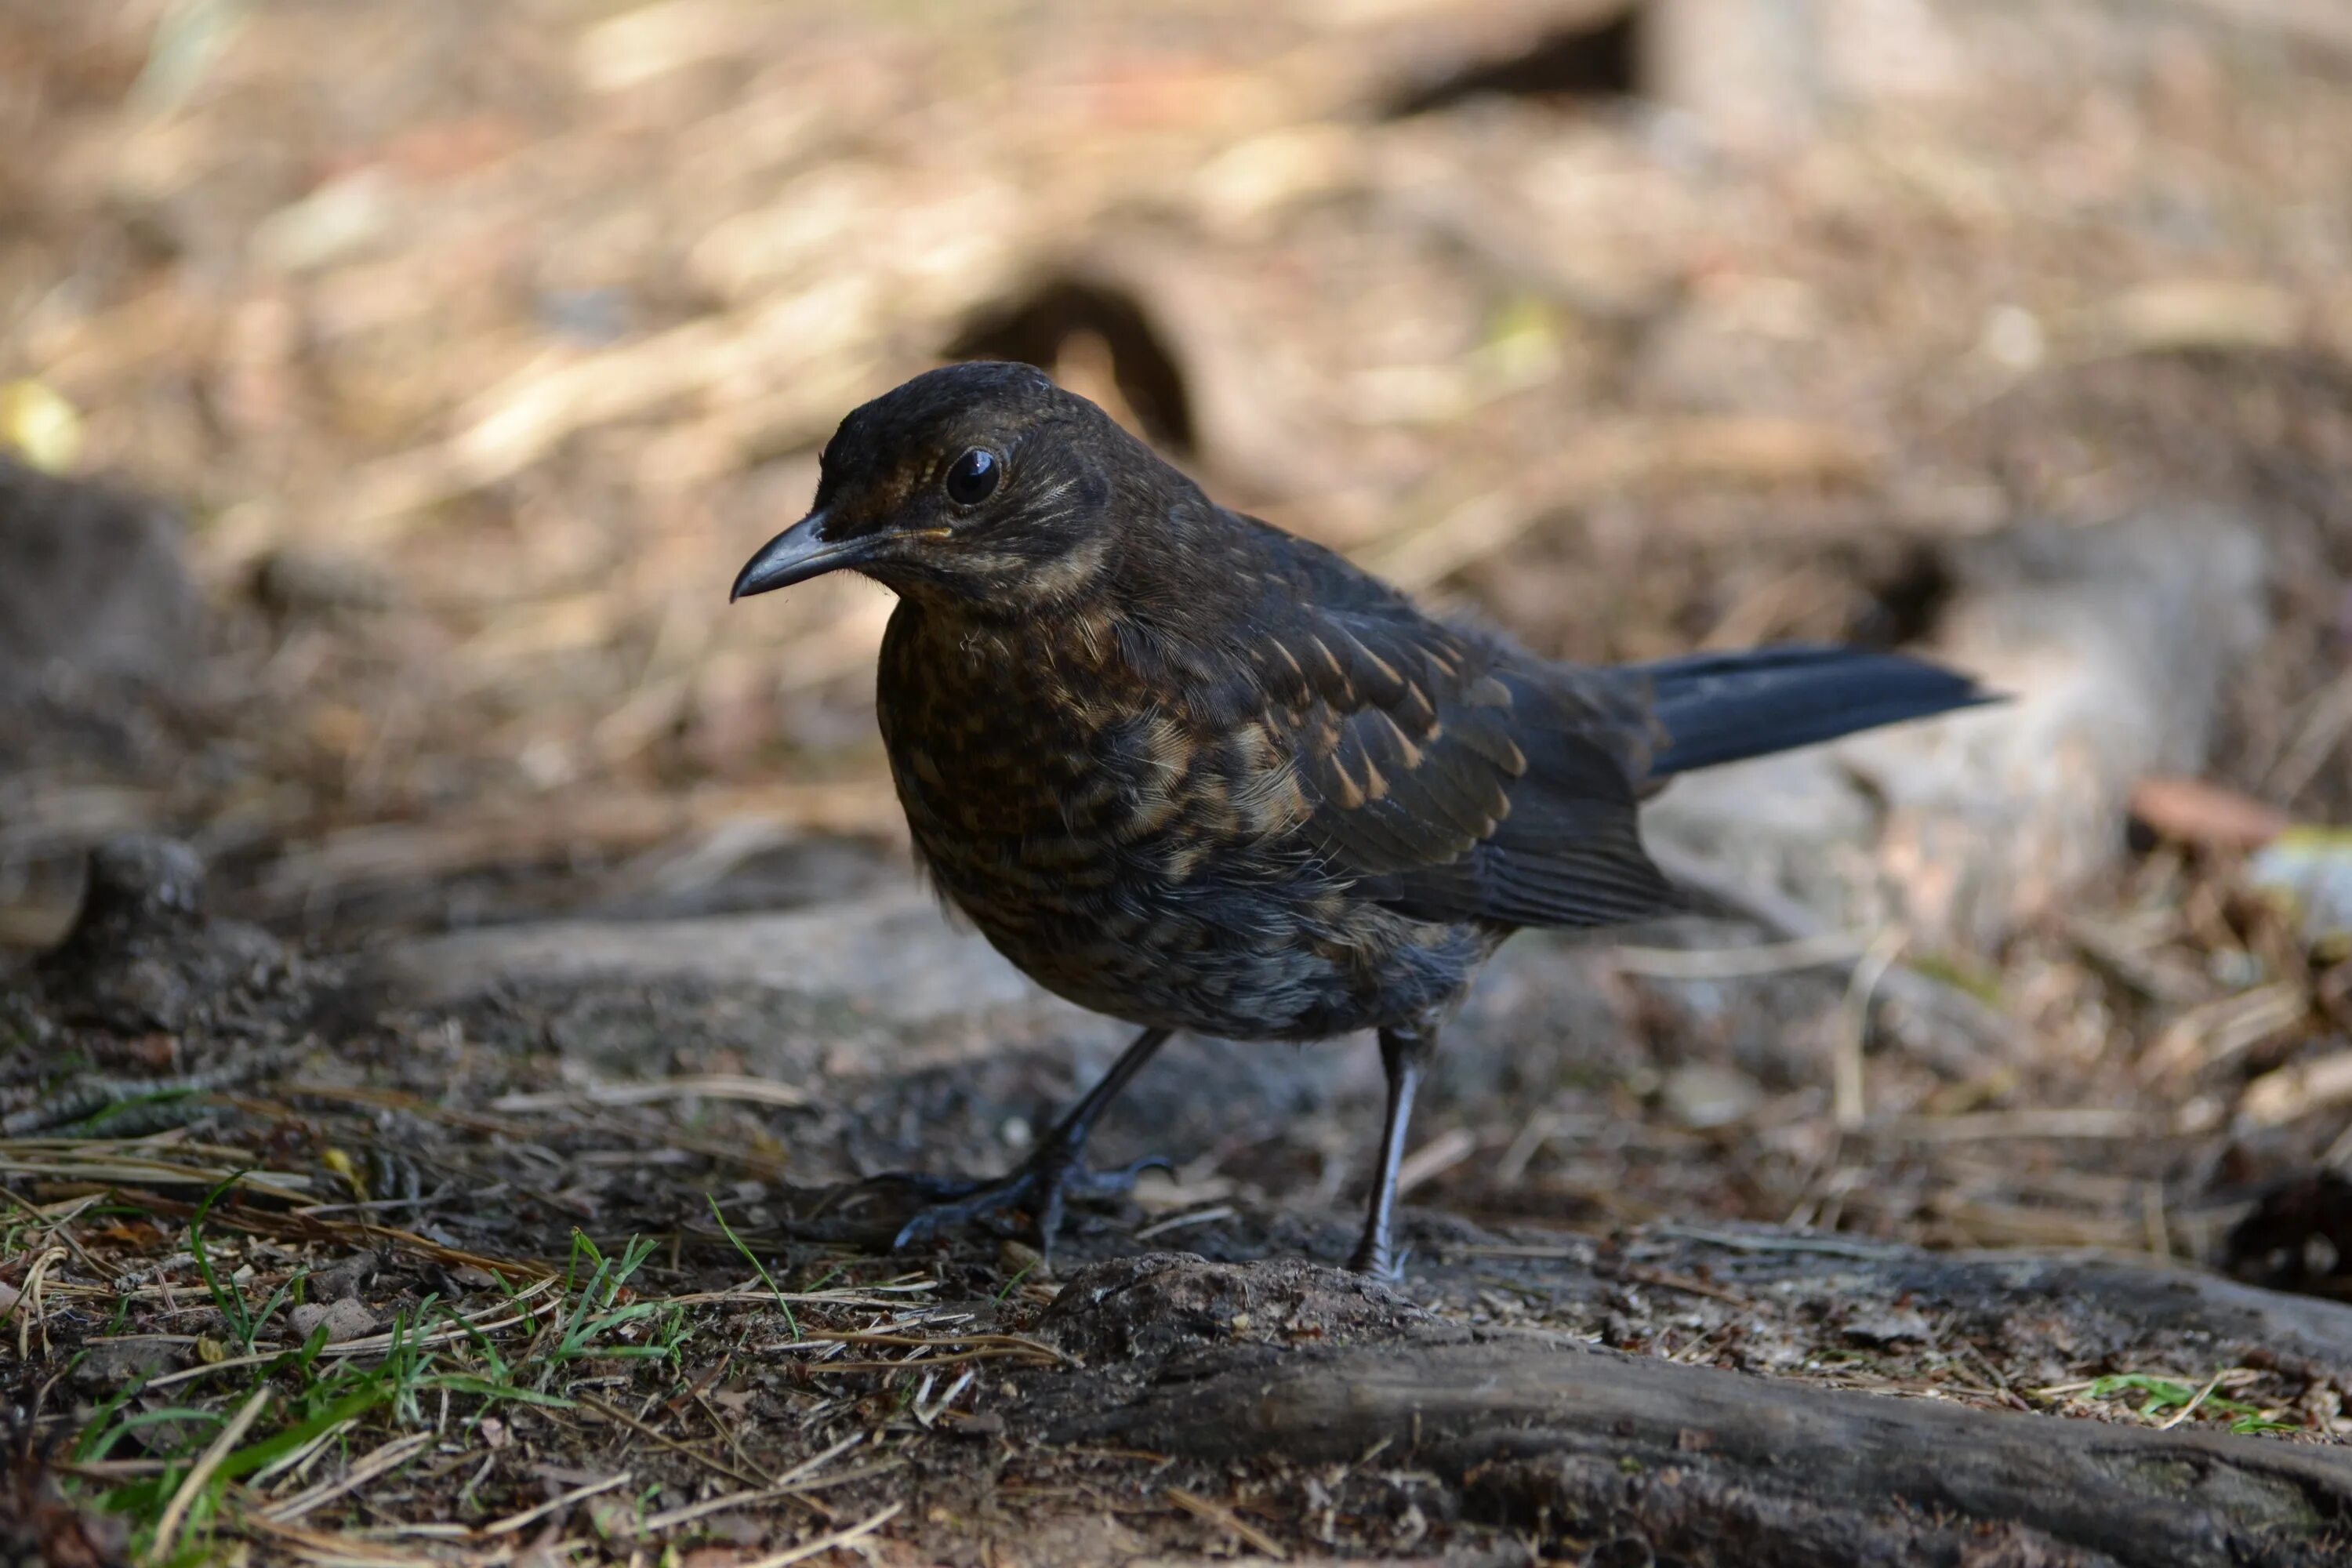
[6,0,2352,1285]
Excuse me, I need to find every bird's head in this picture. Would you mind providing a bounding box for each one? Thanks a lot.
[730,361,1156,615]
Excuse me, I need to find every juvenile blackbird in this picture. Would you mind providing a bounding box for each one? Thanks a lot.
[731,361,1987,1276]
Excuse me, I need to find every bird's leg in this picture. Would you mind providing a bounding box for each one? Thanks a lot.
[887,1026,1173,1254]
[1348,1024,1432,1279]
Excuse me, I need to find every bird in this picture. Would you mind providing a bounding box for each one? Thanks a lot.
[731,360,1988,1276]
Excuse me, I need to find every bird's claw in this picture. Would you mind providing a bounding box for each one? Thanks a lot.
[1346,1236,1412,1283]
[883,1152,1171,1253]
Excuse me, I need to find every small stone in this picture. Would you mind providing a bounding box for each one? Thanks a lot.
[1660,1062,1764,1130]
[252,547,399,616]
[71,1338,184,1391]
[36,835,289,1032]
[0,456,198,702]
[307,1251,381,1302]
[1841,1308,1933,1347]
[290,1298,380,1343]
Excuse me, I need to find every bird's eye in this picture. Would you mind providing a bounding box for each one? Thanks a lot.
[944,448,1000,506]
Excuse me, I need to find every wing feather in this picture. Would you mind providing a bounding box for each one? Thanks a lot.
[1223,528,1675,930]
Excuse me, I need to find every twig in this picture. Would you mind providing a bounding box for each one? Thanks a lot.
[1133,1205,1237,1241]
[2155,1367,2238,1432]
[480,1470,632,1535]
[262,1432,434,1524]
[1649,841,2012,1079]
[791,1328,1070,1363]
[0,1145,314,1200]
[249,1417,356,1488]
[1656,1224,1904,1261]
[1835,929,1907,1131]
[154,1385,273,1561]
[490,1073,811,1112]
[1167,1486,1287,1559]
[740,1501,903,1568]
[663,1287,938,1311]
[23,1178,558,1282]
[241,1513,441,1566]
[575,1393,766,1490]
[1610,1263,1761,1309]
[1871,1109,2154,1141]
[633,1433,863,1534]
[147,1279,565,1391]
[2238,1051,2352,1131]
[1610,929,1871,979]
[1395,1126,1478,1199]
[5,1247,67,1360]
[695,1387,778,1486]
[0,1189,118,1279]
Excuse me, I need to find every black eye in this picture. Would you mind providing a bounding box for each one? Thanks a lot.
[945,448,1000,506]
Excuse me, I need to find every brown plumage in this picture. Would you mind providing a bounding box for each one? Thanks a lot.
[732,361,1987,1275]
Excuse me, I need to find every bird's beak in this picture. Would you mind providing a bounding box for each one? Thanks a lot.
[729,510,866,601]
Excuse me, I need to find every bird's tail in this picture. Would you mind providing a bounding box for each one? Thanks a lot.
[1632,644,1991,779]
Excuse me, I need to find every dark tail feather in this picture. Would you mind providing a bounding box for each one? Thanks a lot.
[1635,644,1992,780]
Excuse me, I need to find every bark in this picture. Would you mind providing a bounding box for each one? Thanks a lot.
[1018,1254,2352,1568]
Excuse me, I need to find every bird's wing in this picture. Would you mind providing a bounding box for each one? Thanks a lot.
[1239,538,1676,930]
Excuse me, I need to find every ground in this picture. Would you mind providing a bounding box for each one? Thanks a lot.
[6,1,2352,1563]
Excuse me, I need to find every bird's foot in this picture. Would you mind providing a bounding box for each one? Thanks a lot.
[877,1147,1171,1256]
[1346,1225,1413,1283]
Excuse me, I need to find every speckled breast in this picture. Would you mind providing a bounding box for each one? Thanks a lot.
[873,604,1481,1041]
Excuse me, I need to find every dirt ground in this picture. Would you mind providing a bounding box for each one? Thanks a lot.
[7,1,2352,1563]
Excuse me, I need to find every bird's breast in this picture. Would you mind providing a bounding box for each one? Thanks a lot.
[869,603,1487,1040]
[876,610,1312,908]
